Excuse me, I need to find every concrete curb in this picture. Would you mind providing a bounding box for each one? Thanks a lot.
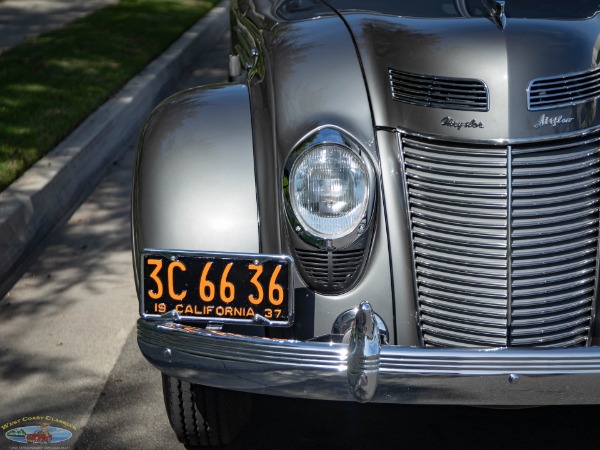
[0,1,229,297]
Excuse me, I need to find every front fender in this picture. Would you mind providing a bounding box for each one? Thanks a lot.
[132,83,258,291]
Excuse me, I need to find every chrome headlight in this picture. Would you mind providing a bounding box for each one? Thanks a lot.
[291,145,368,237]
[284,128,376,249]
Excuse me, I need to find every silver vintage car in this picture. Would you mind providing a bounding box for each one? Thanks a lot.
[132,0,600,446]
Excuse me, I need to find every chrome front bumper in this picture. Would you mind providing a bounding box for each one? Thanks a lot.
[138,303,600,405]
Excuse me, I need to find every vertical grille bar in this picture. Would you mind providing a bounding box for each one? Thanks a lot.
[400,130,600,348]
[507,145,513,342]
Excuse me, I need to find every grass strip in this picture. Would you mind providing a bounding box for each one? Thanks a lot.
[0,0,218,191]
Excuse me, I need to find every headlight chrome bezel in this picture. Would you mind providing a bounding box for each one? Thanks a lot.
[283,127,377,250]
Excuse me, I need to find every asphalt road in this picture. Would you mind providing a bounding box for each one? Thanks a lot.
[2,22,600,450]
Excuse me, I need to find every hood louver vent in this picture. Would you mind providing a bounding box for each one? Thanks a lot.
[389,68,489,112]
[528,66,600,110]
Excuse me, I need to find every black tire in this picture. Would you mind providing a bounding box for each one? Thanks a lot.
[162,373,252,448]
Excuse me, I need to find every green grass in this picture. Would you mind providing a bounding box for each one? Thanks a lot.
[0,0,218,191]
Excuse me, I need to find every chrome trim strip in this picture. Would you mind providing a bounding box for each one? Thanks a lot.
[397,131,424,346]
[138,318,600,405]
[395,123,600,146]
[593,190,600,346]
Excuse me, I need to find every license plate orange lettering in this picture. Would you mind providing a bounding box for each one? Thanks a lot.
[168,260,187,301]
[199,262,215,302]
[268,265,284,306]
[142,253,292,325]
[154,302,167,313]
[147,259,188,301]
[147,258,163,299]
[264,308,282,319]
[220,262,235,303]
[248,263,264,305]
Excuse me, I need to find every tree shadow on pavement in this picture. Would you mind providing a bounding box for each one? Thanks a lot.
[73,327,179,449]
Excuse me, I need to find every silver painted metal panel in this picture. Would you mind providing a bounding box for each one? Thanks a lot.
[344,13,600,140]
[377,129,420,346]
[132,84,259,290]
[242,11,395,337]
[305,195,396,341]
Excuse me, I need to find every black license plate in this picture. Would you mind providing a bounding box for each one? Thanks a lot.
[141,251,293,325]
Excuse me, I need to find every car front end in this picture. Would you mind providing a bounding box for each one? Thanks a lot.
[133,1,600,445]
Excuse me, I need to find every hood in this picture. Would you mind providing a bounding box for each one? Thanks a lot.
[328,0,600,140]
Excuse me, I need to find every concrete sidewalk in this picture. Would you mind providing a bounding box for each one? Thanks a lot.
[0,1,230,298]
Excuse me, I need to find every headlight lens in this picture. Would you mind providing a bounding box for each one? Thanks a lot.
[290,144,369,238]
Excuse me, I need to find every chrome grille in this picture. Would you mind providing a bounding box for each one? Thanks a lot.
[510,134,599,347]
[400,131,599,348]
[528,66,600,110]
[389,69,489,112]
[402,136,508,347]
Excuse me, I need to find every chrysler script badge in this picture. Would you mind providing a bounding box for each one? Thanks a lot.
[441,116,484,130]
[533,113,574,129]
